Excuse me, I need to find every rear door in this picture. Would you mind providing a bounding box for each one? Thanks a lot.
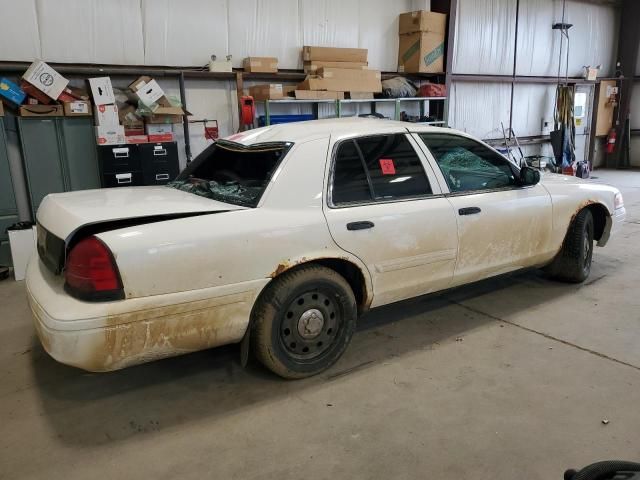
[323,132,459,308]
[414,132,553,286]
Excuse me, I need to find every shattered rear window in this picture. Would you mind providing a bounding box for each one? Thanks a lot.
[168,140,292,207]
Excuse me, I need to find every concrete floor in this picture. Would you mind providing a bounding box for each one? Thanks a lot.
[2,170,640,479]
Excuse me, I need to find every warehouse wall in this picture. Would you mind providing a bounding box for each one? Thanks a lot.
[449,0,619,159]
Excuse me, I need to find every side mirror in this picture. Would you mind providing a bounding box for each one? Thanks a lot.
[520,166,541,186]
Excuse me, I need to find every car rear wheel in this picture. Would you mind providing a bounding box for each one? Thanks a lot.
[252,265,357,379]
[544,208,594,283]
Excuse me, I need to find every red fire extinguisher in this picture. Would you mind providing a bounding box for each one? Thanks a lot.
[606,128,616,154]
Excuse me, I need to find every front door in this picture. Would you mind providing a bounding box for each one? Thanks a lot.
[323,132,459,308]
[415,132,554,286]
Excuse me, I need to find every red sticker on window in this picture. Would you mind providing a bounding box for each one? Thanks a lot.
[379,158,396,175]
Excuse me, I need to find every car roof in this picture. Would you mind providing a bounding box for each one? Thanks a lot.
[223,117,464,145]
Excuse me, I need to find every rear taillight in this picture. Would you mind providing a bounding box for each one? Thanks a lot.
[64,236,124,301]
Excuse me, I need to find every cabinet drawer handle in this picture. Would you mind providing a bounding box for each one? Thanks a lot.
[155,173,170,181]
[113,148,130,158]
[153,148,167,156]
[116,173,132,184]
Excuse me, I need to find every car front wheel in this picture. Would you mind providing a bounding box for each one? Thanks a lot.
[251,265,357,379]
[544,208,594,283]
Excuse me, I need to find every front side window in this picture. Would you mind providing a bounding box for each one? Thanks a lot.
[331,134,432,206]
[168,140,291,207]
[419,133,518,193]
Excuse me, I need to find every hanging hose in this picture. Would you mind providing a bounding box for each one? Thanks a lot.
[565,460,640,480]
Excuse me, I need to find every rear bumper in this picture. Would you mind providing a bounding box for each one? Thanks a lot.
[26,259,268,372]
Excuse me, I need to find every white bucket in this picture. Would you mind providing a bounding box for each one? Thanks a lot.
[8,226,37,281]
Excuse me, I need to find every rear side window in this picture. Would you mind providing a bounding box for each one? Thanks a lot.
[331,134,432,206]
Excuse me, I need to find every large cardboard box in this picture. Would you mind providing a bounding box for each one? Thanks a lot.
[96,125,125,145]
[304,61,368,73]
[0,78,26,105]
[398,31,445,73]
[22,60,68,100]
[94,104,119,125]
[298,75,381,93]
[88,77,116,105]
[243,57,278,73]
[317,67,380,82]
[20,81,52,104]
[249,84,284,100]
[128,76,171,107]
[399,10,447,35]
[294,90,344,100]
[302,46,367,63]
[19,105,64,117]
[145,105,190,124]
[63,100,92,116]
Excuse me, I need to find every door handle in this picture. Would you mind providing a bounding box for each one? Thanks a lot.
[347,221,375,231]
[458,207,481,216]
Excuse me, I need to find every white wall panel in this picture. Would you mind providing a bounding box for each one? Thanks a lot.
[228,0,301,68]
[357,0,412,71]
[300,0,358,49]
[448,82,512,139]
[143,0,228,66]
[36,0,144,64]
[452,0,516,75]
[517,0,618,77]
[630,84,640,130]
[511,84,556,137]
[0,0,41,61]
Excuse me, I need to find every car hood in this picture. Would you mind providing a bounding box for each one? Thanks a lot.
[37,186,246,240]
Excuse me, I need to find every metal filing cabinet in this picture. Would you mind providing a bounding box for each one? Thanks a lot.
[139,142,179,185]
[18,117,100,216]
[0,117,19,266]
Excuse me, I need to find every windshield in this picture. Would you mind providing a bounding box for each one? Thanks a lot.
[168,140,292,207]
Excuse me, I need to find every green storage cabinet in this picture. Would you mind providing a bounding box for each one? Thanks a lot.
[18,117,100,216]
[0,118,19,266]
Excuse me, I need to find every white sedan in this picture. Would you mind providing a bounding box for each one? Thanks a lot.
[27,118,625,378]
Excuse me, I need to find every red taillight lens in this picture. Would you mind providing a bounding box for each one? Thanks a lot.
[65,236,123,300]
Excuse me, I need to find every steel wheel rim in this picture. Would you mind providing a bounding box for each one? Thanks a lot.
[280,290,341,360]
[583,228,593,272]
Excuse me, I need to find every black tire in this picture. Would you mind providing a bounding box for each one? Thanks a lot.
[252,265,357,379]
[544,208,594,283]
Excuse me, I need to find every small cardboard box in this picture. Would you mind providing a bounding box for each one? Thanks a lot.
[346,92,374,99]
[128,76,171,107]
[19,104,64,117]
[124,126,145,136]
[20,81,52,104]
[302,46,368,63]
[96,125,125,145]
[88,77,116,105]
[148,133,174,143]
[146,124,173,135]
[22,60,68,100]
[399,10,447,35]
[584,67,599,81]
[398,31,445,73]
[317,67,380,81]
[63,100,92,116]
[298,75,381,93]
[249,84,284,100]
[125,135,149,144]
[294,90,344,100]
[243,57,278,73]
[303,61,368,73]
[94,104,119,126]
[0,78,26,105]
[63,85,90,101]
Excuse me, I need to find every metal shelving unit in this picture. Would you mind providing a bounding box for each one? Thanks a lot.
[259,96,447,126]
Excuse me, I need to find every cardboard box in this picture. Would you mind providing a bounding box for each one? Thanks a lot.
[19,105,64,117]
[26,98,39,105]
[317,67,381,82]
[88,77,116,105]
[243,57,278,73]
[294,90,344,100]
[584,67,599,81]
[346,92,374,99]
[282,85,297,97]
[303,61,368,73]
[125,126,145,136]
[0,78,26,105]
[0,102,4,116]
[63,100,92,116]
[209,59,233,72]
[298,75,381,93]
[94,104,119,126]
[249,84,284,100]
[63,86,90,101]
[302,46,368,63]
[125,135,149,144]
[20,81,52,104]
[128,76,171,107]
[398,31,445,73]
[399,10,447,35]
[22,60,68,100]
[148,133,174,143]
[96,125,125,145]
[146,124,173,135]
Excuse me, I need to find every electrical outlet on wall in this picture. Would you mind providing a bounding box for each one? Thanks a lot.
[541,117,553,135]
